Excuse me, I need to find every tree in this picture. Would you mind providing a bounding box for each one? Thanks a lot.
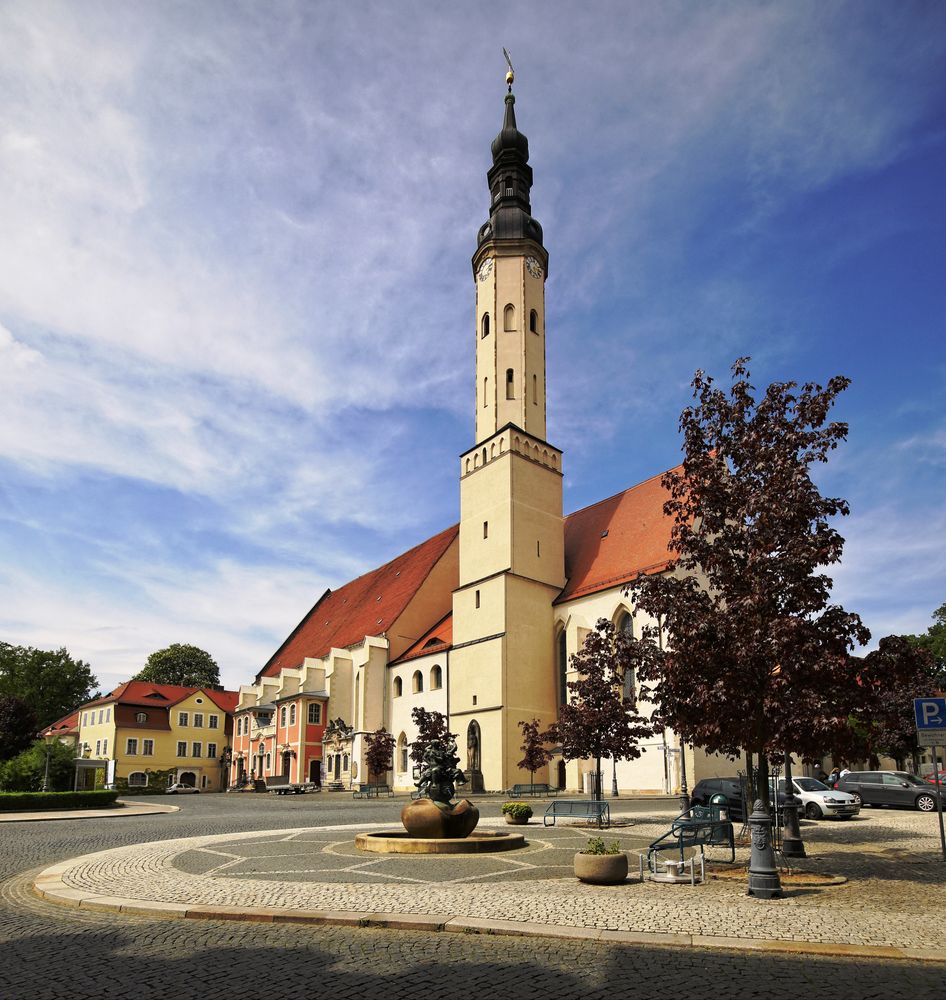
[409,707,454,771]
[905,602,946,689]
[0,643,98,731]
[0,739,75,792]
[134,644,220,689]
[0,695,37,761]
[364,727,395,782]
[551,619,656,815]
[517,719,554,794]
[628,359,870,810]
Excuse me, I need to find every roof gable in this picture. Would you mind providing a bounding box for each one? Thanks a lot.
[391,612,453,664]
[257,524,459,679]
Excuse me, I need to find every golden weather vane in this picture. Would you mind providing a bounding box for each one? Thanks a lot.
[502,47,515,90]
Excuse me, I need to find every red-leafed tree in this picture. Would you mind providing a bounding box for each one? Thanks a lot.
[517,718,554,794]
[627,359,869,809]
[551,619,657,817]
[409,707,455,770]
[363,727,395,783]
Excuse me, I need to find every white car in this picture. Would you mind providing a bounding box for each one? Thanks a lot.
[778,777,859,819]
[165,782,200,794]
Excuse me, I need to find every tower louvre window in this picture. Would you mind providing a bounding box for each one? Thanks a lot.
[483,521,488,539]
[475,590,481,609]
[483,377,488,406]
[506,369,514,399]
[530,309,538,333]
[504,304,515,331]
[481,313,490,338]
[533,374,537,404]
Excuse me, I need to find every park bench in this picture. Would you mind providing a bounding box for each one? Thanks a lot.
[646,804,735,870]
[352,783,394,799]
[506,783,559,797]
[543,799,610,827]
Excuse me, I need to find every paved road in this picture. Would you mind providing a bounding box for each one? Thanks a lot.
[2,795,940,999]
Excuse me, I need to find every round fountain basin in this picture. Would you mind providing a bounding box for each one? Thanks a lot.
[355,830,526,854]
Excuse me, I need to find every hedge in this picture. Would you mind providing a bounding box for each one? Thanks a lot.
[0,790,120,812]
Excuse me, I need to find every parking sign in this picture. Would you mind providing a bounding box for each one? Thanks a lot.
[914,697,946,731]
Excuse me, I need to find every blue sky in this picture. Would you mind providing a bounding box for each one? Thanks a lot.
[1,1,944,694]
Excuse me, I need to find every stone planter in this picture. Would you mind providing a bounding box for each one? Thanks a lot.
[504,813,530,825]
[574,851,628,885]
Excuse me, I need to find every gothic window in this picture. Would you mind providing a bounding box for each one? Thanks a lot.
[412,670,423,694]
[530,309,538,333]
[506,368,515,399]
[504,304,515,331]
[481,313,490,338]
[557,629,568,707]
[393,676,402,698]
[617,611,636,702]
[431,665,443,690]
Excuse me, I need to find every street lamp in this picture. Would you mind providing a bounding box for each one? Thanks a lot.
[42,733,57,792]
[679,737,691,814]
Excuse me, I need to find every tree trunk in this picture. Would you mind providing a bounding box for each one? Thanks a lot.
[756,751,771,812]
[744,749,755,808]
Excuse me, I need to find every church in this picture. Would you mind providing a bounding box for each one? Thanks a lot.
[229,76,717,796]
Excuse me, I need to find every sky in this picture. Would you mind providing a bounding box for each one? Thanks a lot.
[1,0,944,696]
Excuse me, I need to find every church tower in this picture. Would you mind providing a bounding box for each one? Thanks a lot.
[451,69,565,791]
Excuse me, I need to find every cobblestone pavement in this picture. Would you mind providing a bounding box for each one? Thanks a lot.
[3,795,945,999]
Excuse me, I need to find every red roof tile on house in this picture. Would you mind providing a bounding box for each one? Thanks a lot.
[391,613,453,664]
[257,524,460,680]
[39,710,80,738]
[558,465,679,603]
[80,682,239,714]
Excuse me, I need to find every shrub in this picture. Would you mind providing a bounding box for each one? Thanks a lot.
[501,801,533,820]
[0,790,119,812]
[580,836,622,855]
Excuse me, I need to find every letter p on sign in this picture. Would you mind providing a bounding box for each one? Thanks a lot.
[915,698,946,730]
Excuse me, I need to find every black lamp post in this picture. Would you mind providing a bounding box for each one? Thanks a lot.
[780,750,806,858]
[42,733,56,792]
[611,757,619,797]
[679,737,691,813]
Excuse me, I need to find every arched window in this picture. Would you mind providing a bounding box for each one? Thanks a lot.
[128,772,148,788]
[393,676,403,698]
[397,733,408,774]
[506,368,515,399]
[530,309,538,334]
[342,754,349,771]
[504,304,516,331]
[412,670,423,694]
[557,629,568,706]
[481,313,490,338]
[289,704,296,726]
[617,611,636,702]
[431,664,443,690]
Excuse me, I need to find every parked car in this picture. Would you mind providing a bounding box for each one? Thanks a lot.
[837,771,944,812]
[774,777,860,820]
[690,777,796,821]
[924,771,946,787]
[166,782,200,794]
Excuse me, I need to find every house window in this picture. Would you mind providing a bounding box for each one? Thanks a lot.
[504,303,515,331]
[102,739,108,755]
[506,368,514,399]
[412,670,423,694]
[308,703,322,725]
[431,665,443,690]
[208,714,219,729]
[105,708,111,722]
[128,772,148,788]
[178,712,189,727]
[142,739,154,756]
[207,743,217,759]
[530,309,538,333]
[481,313,490,338]
[280,706,287,728]
[177,741,187,757]
[289,704,296,726]
[193,713,203,727]
[342,754,349,771]
[192,742,202,757]
[393,677,403,697]
[126,738,138,756]
[265,753,271,770]
[136,712,147,724]
[95,740,101,756]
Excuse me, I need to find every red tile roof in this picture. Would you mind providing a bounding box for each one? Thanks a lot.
[557,465,679,603]
[39,710,80,738]
[257,524,459,680]
[391,613,453,664]
[81,682,239,714]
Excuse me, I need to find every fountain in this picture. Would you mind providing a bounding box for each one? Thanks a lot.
[355,735,525,854]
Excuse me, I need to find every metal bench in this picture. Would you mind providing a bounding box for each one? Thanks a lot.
[506,783,559,797]
[646,804,735,869]
[544,799,610,827]
[352,783,394,799]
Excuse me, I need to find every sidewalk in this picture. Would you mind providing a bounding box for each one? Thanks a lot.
[32,809,946,961]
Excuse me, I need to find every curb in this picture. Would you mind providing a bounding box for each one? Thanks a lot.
[31,873,946,963]
[0,801,180,823]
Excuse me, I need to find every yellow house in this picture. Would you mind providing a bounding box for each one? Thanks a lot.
[76,680,238,792]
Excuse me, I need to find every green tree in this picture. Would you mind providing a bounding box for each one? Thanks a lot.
[0,694,37,761]
[0,739,75,792]
[134,644,220,688]
[0,644,98,731]
[905,603,946,688]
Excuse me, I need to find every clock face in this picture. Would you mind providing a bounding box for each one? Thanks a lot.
[525,256,543,279]
[477,257,494,282]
